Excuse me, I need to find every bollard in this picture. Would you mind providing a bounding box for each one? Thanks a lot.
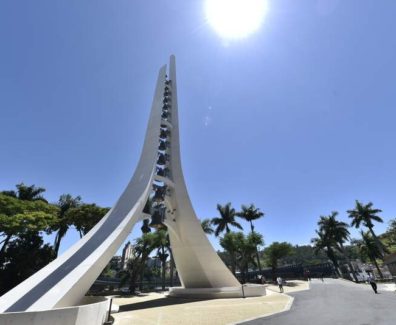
[107,298,113,323]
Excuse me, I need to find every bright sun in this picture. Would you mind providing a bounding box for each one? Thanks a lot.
[205,0,268,40]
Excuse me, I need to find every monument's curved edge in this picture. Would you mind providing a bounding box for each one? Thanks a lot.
[0,65,167,313]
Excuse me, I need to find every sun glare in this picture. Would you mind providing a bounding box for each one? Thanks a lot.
[205,0,268,40]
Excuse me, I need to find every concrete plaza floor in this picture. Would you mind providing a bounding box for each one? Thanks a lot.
[242,278,396,325]
[111,280,309,325]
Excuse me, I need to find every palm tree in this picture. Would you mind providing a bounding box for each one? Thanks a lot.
[3,183,48,202]
[53,194,81,257]
[354,231,384,279]
[201,219,214,235]
[318,212,358,282]
[166,233,176,287]
[154,229,170,291]
[311,229,340,276]
[120,233,157,293]
[347,201,386,258]
[211,203,242,237]
[236,204,264,233]
[236,204,264,273]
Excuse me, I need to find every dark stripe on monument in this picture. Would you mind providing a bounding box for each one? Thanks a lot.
[5,204,129,312]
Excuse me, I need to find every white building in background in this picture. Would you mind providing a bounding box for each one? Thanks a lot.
[121,241,133,270]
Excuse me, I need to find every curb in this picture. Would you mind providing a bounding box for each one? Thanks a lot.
[231,295,295,325]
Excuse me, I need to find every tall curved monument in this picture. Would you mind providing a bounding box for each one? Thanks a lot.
[0,56,265,317]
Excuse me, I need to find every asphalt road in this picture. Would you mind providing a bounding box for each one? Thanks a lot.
[241,278,396,325]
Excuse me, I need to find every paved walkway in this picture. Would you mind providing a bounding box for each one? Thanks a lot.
[241,278,396,325]
[112,281,308,325]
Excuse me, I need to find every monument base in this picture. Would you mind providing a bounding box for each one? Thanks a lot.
[0,296,110,325]
[168,284,266,299]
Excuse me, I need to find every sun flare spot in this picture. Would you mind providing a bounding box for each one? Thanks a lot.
[205,0,268,40]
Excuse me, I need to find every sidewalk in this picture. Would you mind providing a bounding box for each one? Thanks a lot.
[112,281,309,325]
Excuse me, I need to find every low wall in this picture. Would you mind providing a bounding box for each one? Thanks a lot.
[168,284,266,299]
[0,296,110,325]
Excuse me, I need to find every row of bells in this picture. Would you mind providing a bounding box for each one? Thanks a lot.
[149,80,173,229]
[162,83,171,122]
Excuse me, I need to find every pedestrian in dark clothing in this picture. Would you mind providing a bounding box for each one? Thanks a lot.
[367,274,378,294]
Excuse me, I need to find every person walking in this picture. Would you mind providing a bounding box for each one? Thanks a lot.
[277,276,284,293]
[367,273,378,294]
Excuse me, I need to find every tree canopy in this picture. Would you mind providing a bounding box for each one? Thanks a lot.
[212,203,242,236]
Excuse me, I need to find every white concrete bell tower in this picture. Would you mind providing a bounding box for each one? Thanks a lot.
[0,56,265,315]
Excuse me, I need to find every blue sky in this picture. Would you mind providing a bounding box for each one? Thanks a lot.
[1,0,396,254]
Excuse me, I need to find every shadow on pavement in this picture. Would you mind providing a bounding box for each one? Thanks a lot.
[119,296,208,312]
[284,282,301,287]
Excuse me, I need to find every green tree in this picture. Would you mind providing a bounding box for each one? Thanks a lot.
[311,229,341,276]
[282,244,329,266]
[119,233,157,293]
[0,193,58,261]
[353,231,384,278]
[236,204,264,273]
[154,229,170,291]
[383,218,396,248]
[318,212,358,282]
[66,204,109,238]
[237,232,264,283]
[220,232,242,275]
[15,183,47,202]
[212,203,242,237]
[52,194,81,257]
[220,231,264,281]
[201,218,214,235]
[0,232,54,295]
[1,190,17,198]
[264,242,293,280]
[347,201,386,258]
[166,232,176,287]
[1,183,48,202]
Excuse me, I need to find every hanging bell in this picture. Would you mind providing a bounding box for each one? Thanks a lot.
[152,191,164,202]
[160,129,169,138]
[158,140,168,151]
[156,167,165,177]
[157,153,167,165]
[161,111,169,119]
[149,209,166,229]
[156,167,169,178]
[152,185,167,202]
